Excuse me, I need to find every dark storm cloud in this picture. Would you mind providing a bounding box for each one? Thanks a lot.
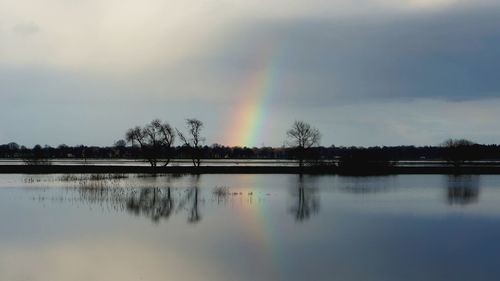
[204,6,500,105]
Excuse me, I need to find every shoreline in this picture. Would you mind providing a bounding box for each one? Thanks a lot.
[2,165,500,175]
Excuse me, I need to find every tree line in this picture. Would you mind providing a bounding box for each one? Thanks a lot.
[1,118,497,167]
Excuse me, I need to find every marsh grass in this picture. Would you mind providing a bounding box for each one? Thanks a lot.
[213,186,229,197]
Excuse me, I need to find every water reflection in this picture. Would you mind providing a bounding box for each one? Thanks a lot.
[26,174,326,224]
[5,174,500,281]
[446,175,480,205]
[340,176,396,194]
[126,187,174,222]
[185,175,202,223]
[28,174,277,224]
[290,175,320,222]
[56,175,203,224]
[24,174,490,226]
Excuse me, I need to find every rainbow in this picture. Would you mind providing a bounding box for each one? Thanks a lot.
[224,45,281,147]
[232,175,284,279]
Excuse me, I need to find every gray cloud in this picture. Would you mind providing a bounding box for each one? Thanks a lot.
[196,5,500,105]
[12,22,40,35]
[1,1,500,146]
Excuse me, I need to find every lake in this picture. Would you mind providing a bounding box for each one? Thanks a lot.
[0,159,300,166]
[0,174,499,281]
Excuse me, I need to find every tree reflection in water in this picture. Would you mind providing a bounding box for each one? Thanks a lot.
[71,174,203,224]
[185,175,201,223]
[446,175,480,205]
[339,176,395,194]
[30,174,324,224]
[290,175,320,222]
[126,187,174,223]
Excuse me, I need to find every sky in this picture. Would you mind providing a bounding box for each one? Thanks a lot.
[1,0,500,147]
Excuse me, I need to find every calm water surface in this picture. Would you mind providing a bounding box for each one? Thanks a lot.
[1,174,499,281]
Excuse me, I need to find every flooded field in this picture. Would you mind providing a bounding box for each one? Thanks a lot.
[0,159,299,166]
[1,174,499,281]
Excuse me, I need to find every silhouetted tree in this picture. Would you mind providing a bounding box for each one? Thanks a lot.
[286,121,321,167]
[7,142,20,150]
[125,119,176,167]
[113,139,127,158]
[441,138,476,168]
[177,118,205,167]
[114,139,127,148]
[23,144,51,165]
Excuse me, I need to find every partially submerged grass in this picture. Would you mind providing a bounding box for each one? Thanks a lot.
[58,174,128,182]
[213,186,229,197]
[89,174,128,181]
[59,175,80,182]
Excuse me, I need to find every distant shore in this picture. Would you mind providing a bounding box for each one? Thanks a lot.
[2,165,500,175]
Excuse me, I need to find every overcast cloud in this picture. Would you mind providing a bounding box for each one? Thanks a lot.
[1,0,500,147]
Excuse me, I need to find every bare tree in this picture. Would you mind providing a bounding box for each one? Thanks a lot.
[441,138,476,168]
[286,120,321,167]
[177,118,205,167]
[125,119,176,167]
